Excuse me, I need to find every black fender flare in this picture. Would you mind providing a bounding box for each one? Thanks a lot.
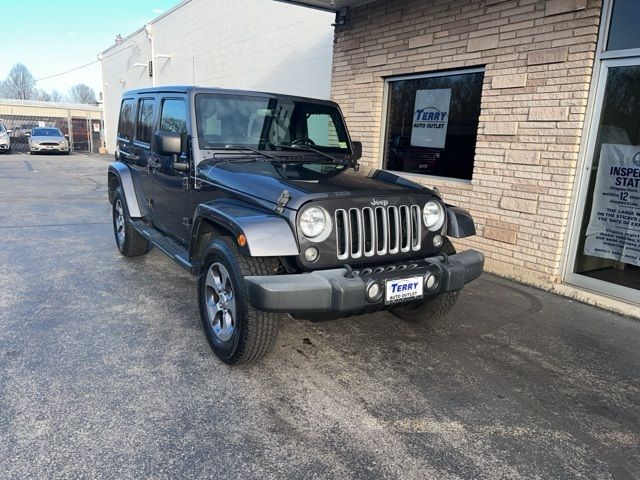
[108,161,143,218]
[189,199,299,263]
[445,205,476,238]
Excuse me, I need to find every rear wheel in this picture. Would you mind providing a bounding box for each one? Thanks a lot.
[390,238,459,326]
[198,237,280,365]
[112,187,149,257]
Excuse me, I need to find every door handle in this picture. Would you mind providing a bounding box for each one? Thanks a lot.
[120,150,139,162]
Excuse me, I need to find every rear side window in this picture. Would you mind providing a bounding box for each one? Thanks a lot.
[136,98,156,144]
[160,99,187,134]
[118,99,135,141]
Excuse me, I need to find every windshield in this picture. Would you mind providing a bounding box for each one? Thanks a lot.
[195,94,351,154]
[32,128,63,137]
[0,124,5,133]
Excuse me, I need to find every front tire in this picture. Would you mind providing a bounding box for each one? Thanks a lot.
[198,237,280,365]
[112,187,149,257]
[390,238,459,326]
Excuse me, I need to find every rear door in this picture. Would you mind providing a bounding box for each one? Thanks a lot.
[151,95,193,241]
[131,96,157,212]
[116,97,150,209]
[116,97,137,164]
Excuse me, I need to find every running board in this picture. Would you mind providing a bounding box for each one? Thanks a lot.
[130,219,199,274]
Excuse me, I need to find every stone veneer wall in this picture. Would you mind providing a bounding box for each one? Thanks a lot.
[331,0,602,288]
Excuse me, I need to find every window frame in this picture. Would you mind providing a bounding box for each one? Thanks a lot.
[134,96,157,147]
[379,66,485,184]
[117,97,136,143]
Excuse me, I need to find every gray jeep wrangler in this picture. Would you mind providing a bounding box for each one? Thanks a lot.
[108,86,483,364]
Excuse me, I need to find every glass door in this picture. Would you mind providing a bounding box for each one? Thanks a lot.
[565,57,640,303]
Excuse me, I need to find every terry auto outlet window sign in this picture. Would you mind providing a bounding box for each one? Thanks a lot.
[584,143,640,266]
[410,89,451,149]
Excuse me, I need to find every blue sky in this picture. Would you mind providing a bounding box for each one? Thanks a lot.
[0,0,181,98]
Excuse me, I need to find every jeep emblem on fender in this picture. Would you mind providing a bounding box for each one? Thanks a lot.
[371,198,389,207]
[633,151,640,167]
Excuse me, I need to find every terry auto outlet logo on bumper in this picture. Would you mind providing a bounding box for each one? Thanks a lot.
[385,276,424,304]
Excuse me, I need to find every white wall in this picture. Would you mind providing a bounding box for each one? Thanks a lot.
[100,0,334,153]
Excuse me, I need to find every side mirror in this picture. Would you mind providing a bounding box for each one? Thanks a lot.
[25,132,31,137]
[64,134,69,139]
[351,141,362,161]
[155,131,181,155]
[6,130,11,135]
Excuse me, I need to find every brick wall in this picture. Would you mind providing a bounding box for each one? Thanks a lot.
[332,0,602,288]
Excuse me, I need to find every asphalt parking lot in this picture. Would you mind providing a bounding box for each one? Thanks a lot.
[1,152,639,479]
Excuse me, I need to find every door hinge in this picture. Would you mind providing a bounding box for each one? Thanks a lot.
[182,177,190,190]
[182,217,193,227]
[147,198,153,207]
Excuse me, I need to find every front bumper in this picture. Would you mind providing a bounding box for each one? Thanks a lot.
[245,249,484,315]
[30,144,69,152]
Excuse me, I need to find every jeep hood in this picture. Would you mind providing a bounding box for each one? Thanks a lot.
[196,159,439,210]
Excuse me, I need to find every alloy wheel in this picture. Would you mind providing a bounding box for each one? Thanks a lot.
[205,262,237,342]
[114,199,125,246]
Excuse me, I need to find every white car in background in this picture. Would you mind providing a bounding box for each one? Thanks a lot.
[28,127,70,155]
[0,123,11,154]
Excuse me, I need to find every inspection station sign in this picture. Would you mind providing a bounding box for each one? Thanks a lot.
[585,143,640,267]
[410,89,451,149]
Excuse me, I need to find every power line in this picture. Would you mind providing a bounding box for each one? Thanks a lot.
[35,60,98,82]
[34,43,138,83]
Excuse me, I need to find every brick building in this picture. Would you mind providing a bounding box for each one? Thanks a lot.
[281,0,640,316]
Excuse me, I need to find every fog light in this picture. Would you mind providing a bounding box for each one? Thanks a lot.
[424,273,438,290]
[433,235,443,247]
[366,281,383,302]
[304,247,319,262]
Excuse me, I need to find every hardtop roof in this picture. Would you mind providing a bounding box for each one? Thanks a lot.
[122,86,338,107]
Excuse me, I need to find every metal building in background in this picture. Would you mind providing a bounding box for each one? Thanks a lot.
[0,99,103,153]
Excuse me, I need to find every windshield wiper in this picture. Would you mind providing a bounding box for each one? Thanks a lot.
[280,143,337,162]
[282,143,358,168]
[204,144,279,160]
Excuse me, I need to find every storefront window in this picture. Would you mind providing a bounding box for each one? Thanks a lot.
[382,69,484,181]
[573,64,640,291]
[606,0,640,52]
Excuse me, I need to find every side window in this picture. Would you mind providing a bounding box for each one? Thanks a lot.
[160,99,187,134]
[117,99,135,141]
[136,98,155,144]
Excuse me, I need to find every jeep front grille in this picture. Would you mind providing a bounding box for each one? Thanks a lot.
[335,205,422,260]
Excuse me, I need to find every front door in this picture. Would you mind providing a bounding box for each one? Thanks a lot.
[566,57,640,304]
[151,96,193,242]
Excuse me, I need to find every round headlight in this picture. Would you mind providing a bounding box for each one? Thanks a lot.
[423,201,445,231]
[299,207,328,238]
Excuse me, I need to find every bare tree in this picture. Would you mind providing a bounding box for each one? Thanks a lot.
[50,89,66,102]
[0,63,37,100]
[37,89,52,102]
[68,84,97,104]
